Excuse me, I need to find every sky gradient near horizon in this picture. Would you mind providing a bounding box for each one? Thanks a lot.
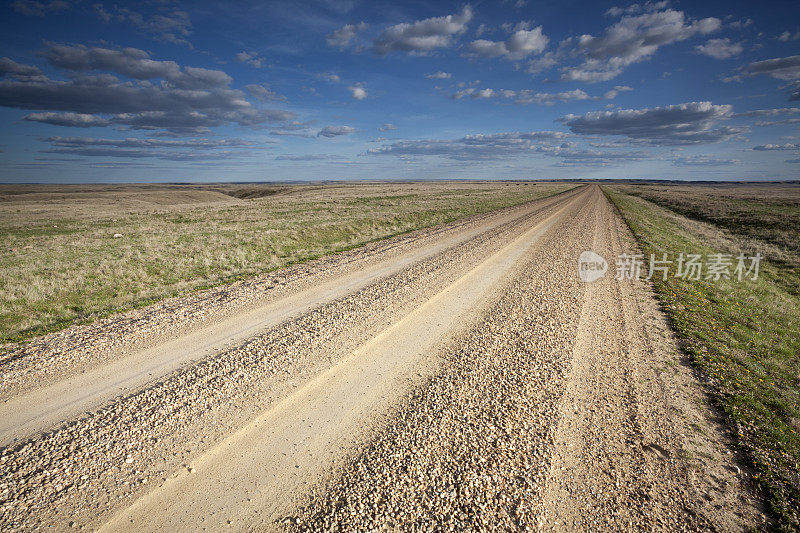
[0,0,799,182]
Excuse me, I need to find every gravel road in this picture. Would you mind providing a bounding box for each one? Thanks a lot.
[0,185,764,531]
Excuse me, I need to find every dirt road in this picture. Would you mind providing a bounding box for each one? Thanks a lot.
[0,185,764,531]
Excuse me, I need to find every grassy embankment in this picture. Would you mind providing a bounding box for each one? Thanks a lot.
[605,185,800,530]
[0,182,572,343]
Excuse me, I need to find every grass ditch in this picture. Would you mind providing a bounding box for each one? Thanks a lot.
[604,186,800,530]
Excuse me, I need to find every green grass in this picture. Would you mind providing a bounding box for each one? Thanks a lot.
[604,186,800,530]
[0,182,572,343]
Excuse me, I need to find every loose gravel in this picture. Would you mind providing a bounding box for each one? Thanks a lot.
[285,187,763,531]
[0,189,577,531]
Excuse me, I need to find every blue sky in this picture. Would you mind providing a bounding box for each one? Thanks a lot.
[0,0,799,182]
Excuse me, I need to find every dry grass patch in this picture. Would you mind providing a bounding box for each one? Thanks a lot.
[0,181,571,342]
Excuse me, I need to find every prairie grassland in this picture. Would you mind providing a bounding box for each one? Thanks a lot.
[0,181,571,342]
[614,183,800,275]
[605,185,800,530]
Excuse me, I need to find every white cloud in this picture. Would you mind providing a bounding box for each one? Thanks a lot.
[777,31,800,42]
[737,55,800,81]
[733,107,800,117]
[426,71,452,79]
[605,1,670,17]
[236,51,265,68]
[753,117,800,127]
[514,89,591,105]
[752,143,799,151]
[696,38,743,59]
[94,4,192,46]
[373,6,472,55]
[23,112,110,127]
[526,52,559,75]
[603,85,634,99]
[559,101,744,145]
[349,84,367,99]
[38,135,258,160]
[318,125,356,137]
[467,26,548,60]
[319,72,341,83]
[0,57,46,82]
[42,44,232,89]
[366,130,645,166]
[727,18,752,29]
[245,84,285,102]
[0,48,295,135]
[275,154,344,161]
[563,9,721,82]
[327,22,367,49]
[378,123,398,131]
[451,86,626,105]
[672,155,738,166]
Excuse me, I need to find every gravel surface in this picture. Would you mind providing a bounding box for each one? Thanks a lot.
[285,186,764,531]
[0,188,576,531]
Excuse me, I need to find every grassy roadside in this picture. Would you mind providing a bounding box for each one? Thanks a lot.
[604,187,800,530]
[0,182,573,343]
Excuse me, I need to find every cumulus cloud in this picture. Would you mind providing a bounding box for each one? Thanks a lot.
[777,31,800,42]
[0,47,295,135]
[696,38,743,59]
[514,89,590,105]
[559,101,744,145]
[467,26,548,60]
[236,51,265,68]
[737,55,800,81]
[603,85,634,99]
[317,125,355,137]
[43,44,232,89]
[0,57,46,82]
[752,143,799,151]
[526,52,559,75]
[373,6,472,55]
[426,71,452,79]
[327,22,368,48]
[562,9,721,82]
[23,112,110,127]
[378,123,398,131]
[269,120,318,138]
[349,84,367,99]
